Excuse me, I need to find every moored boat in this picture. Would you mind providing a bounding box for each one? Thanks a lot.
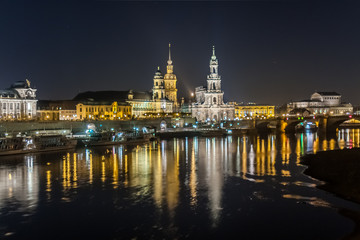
[0,135,77,156]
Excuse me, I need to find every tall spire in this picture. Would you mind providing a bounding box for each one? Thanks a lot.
[167,43,172,65]
[166,43,173,74]
[211,45,217,60]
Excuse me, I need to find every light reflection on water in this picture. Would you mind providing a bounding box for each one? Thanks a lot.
[0,129,360,239]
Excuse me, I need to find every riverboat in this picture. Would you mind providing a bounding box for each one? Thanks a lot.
[0,135,77,156]
[295,122,318,132]
[82,131,151,147]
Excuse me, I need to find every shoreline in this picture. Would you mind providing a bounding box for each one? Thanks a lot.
[301,149,360,239]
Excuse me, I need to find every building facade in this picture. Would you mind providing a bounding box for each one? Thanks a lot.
[192,46,234,122]
[0,80,37,121]
[37,100,78,121]
[235,103,275,119]
[287,92,353,116]
[76,101,132,120]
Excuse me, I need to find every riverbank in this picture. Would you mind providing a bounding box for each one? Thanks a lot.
[302,149,360,239]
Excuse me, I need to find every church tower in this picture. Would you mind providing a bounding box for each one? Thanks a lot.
[163,43,178,106]
[206,46,224,105]
[153,66,165,100]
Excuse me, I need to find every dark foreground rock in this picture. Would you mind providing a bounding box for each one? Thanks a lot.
[302,149,360,204]
[302,149,360,239]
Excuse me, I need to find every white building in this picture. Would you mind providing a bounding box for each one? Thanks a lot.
[0,80,37,120]
[192,46,234,122]
[287,92,353,116]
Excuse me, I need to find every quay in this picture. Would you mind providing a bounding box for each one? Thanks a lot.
[0,114,359,139]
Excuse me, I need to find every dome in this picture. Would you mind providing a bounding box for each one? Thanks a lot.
[11,81,29,88]
[154,67,163,79]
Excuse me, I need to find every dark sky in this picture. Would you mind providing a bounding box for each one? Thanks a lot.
[0,0,360,105]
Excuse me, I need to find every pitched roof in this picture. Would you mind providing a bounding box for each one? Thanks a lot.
[73,90,152,103]
[37,100,78,110]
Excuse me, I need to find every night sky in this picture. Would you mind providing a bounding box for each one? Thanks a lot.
[0,0,360,105]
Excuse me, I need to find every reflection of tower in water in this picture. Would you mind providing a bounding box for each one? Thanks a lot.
[0,155,39,212]
[204,137,223,226]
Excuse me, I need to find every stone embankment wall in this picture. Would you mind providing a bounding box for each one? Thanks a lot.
[0,118,184,134]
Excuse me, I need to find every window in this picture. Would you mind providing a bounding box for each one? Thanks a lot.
[213,97,217,104]
[80,108,82,112]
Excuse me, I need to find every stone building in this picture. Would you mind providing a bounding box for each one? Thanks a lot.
[192,47,234,122]
[0,80,37,120]
[73,91,133,120]
[287,92,353,116]
[235,103,275,119]
[37,100,78,121]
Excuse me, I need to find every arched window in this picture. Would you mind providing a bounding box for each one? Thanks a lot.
[213,82,216,89]
[156,82,158,86]
[213,97,217,104]
[213,67,216,74]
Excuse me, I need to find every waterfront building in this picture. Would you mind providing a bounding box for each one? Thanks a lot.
[163,44,178,108]
[37,100,77,121]
[126,90,158,118]
[37,109,59,121]
[235,103,275,119]
[76,101,131,120]
[192,46,234,122]
[0,80,37,120]
[287,92,353,116]
[73,90,151,120]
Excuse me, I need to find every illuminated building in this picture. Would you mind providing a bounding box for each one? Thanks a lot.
[192,46,235,122]
[76,101,131,120]
[287,92,353,116]
[74,90,156,119]
[163,44,178,108]
[37,100,78,121]
[125,90,156,118]
[235,103,275,119]
[37,109,59,121]
[152,67,173,114]
[0,80,37,120]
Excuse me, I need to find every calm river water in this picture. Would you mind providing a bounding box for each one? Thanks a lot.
[1,129,360,239]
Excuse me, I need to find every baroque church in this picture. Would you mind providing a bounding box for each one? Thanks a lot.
[152,43,178,113]
[192,46,234,122]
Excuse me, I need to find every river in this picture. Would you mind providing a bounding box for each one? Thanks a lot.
[0,129,360,239]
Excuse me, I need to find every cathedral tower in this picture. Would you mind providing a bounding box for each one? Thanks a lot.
[153,66,165,100]
[206,46,224,105]
[192,46,234,122]
[163,43,178,106]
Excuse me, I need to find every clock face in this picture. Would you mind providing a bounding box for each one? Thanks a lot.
[26,90,32,97]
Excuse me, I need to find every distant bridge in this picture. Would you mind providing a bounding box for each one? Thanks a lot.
[223,115,358,133]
